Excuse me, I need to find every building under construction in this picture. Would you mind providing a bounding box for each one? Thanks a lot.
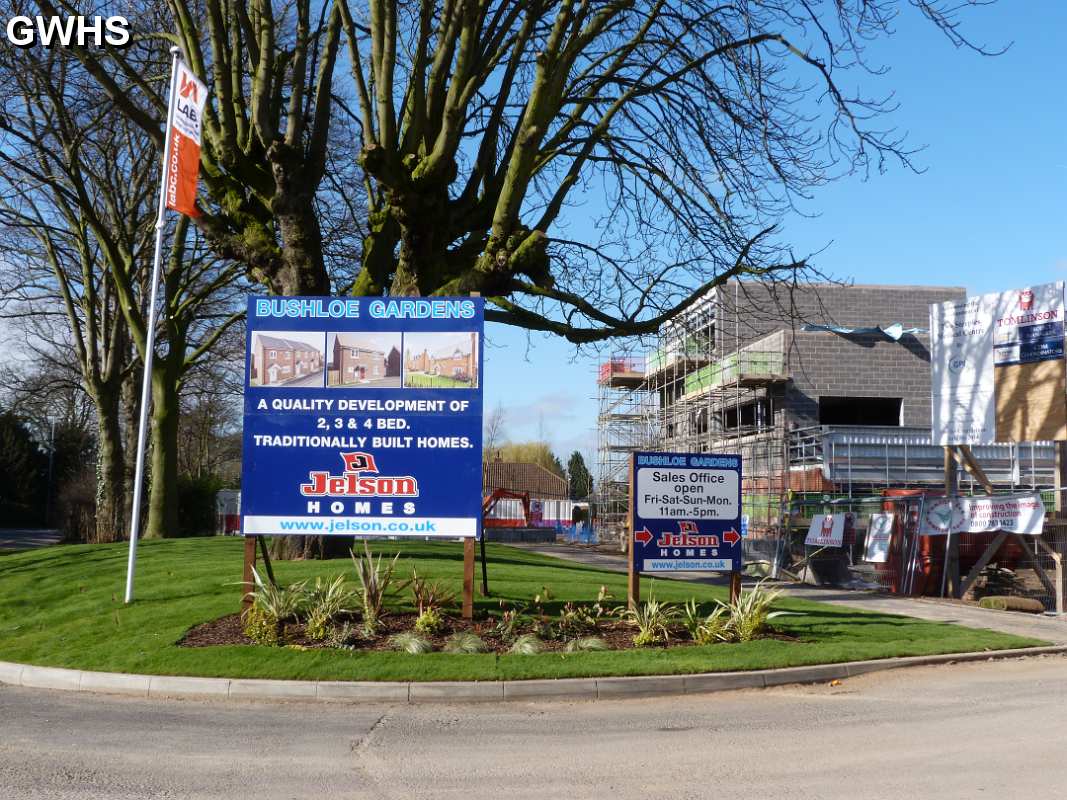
[596,281,1058,547]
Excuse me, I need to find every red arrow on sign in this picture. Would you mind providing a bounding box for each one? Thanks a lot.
[634,527,653,545]
[722,528,741,546]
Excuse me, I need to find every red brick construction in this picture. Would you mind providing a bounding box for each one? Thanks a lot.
[331,334,401,385]
[252,334,323,386]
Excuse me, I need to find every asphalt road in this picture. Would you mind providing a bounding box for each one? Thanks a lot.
[3,655,1067,799]
[0,529,61,552]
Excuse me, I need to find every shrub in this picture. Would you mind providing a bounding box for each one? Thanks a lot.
[304,575,358,641]
[242,569,307,645]
[682,599,731,645]
[555,601,597,641]
[718,579,789,642]
[491,605,525,642]
[389,631,434,654]
[564,636,610,652]
[409,568,456,615]
[350,542,403,636]
[414,607,446,635]
[508,634,543,655]
[442,632,488,654]
[176,475,226,537]
[620,591,678,647]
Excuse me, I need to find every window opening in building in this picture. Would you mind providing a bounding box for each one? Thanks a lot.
[818,396,902,426]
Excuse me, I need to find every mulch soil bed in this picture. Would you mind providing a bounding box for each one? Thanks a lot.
[179,613,796,653]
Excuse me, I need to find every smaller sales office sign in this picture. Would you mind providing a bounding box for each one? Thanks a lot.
[631,451,743,573]
[241,296,483,538]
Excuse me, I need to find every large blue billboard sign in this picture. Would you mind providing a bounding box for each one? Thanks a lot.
[241,296,483,538]
[631,451,742,573]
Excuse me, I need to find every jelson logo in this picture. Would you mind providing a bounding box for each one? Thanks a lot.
[300,452,419,497]
[179,73,200,102]
[1019,289,1035,311]
[657,520,720,548]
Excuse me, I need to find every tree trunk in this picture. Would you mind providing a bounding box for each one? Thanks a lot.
[122,361,141,531]
[144,367,181,539]
[94,396,127,543]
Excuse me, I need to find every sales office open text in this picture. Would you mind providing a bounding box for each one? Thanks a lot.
[5,15,130,48]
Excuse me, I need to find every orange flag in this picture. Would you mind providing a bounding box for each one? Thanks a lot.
[164,59,208,217]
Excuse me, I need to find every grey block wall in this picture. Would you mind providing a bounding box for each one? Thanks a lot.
[716,280,966,354]
[783,330,936,427]
[700,281,967,428]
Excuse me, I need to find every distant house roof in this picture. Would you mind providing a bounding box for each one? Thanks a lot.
[257,334,319,352]
[483,461,568,500]
[334,333,385,354]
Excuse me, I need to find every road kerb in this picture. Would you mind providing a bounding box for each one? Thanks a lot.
[2,645,1066,704]
[79,670,151,697]
[20,665,82,691]
[596,675,687,698]
[148,675,231,698]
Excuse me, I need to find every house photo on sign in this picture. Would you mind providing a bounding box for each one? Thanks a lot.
[249,331,326,388]
[931,281,1066,444]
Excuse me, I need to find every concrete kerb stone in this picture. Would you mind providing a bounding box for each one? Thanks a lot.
[148,675,231,699]
[316,681,410,702]
[0,660,24,686]
[409,681,505,702]
[19,665,82,691]
[503,678,598,701]
[683,671,765,694]
[229,678,318,701]
[79,670,151,697]
[2,645,1067,704]
[595,674,687,698]
[761,663,850,688]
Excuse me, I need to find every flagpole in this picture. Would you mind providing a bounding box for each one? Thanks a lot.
[125,46,182,604]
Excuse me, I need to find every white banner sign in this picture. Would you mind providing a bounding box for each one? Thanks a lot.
[806,514,845,548]
[919,493,1046,536]
[931,281,1065,445]
[864,512,894,563]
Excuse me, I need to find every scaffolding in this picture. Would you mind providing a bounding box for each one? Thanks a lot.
[595,355,650,544]
[644,288,791,540]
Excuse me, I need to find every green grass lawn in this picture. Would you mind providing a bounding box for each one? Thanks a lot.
[0,537,1045,682]
[404,372,473,388]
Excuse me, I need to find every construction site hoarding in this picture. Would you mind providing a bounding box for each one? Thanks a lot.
[930,281,1066,444]
[918,492,1045,536]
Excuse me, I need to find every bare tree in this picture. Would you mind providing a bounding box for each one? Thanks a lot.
[483,402,507,456]
[42,0,997,339]
[0,44,247,539]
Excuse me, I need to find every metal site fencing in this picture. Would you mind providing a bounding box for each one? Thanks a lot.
[743,493,1064,612]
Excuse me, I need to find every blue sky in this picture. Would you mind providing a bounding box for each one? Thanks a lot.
[482,2,1067,466]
